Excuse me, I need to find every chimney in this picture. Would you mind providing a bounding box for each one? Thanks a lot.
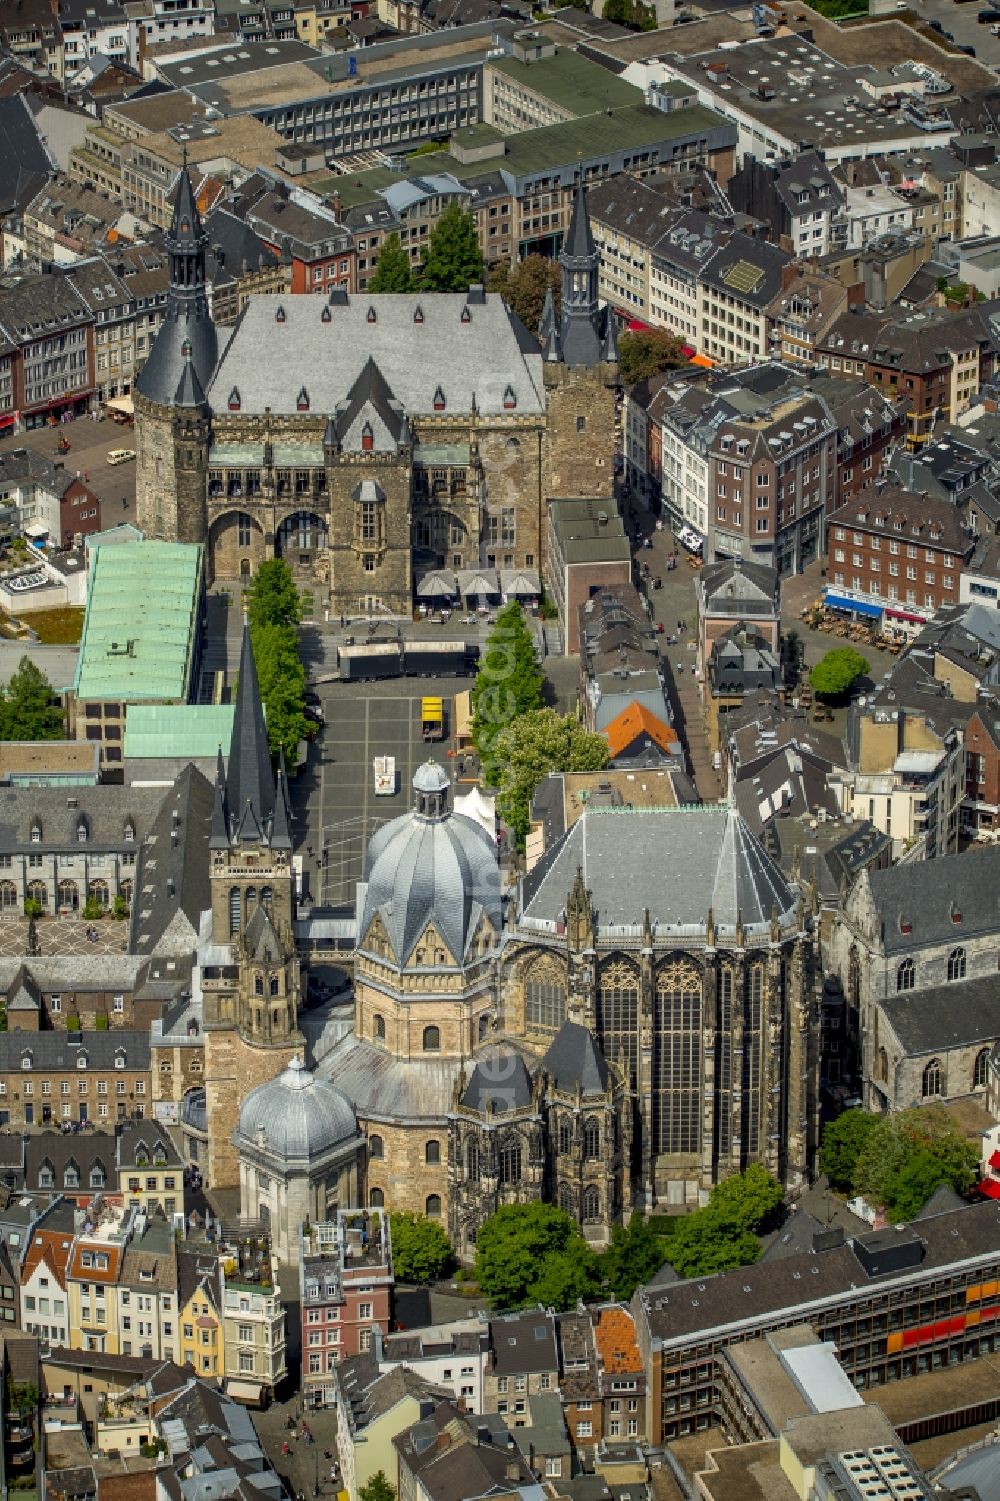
[780,261,799,292]
[505,1460,520,1481]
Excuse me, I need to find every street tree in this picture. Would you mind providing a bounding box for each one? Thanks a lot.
[617,327,688,384]
[489,708,609,842]
[471,602,543,768]
[475,1202,600,1310]
[487,255,561,336]
[660,1209,761,1279]
[246,559,300,630]
[389,1212,452,1283]
[602,1213,667,1300]
[0,658,64,741]
[359,1472,397,1501]
[709,1164,784,1233]
[369,232,415,294]
[820,1109,880,1191]
[809,646,869,700]
[420,203,484,292]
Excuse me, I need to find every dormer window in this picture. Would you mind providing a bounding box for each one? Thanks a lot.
[39,1166,54,1189]
[114,1051,126,1070]
[899,916,912,935]
[433,386,446,412]
[181,339,192,360]
[90,1167,105,1188]
[413,305,424,324]
[77,820,87,843]
[321,304,331,323]
[297,386,310,412]
[361,422,374,453]
[30,823,41,843]
[20,1053,32,1070]
[367,306,376,323]
[461,305,471,324]
[76,1053,87,1069]
[228,386,241,412]
[275,304,286,323]
[124,820,135,843]
[503,384,516,411]
[951,905,962,924]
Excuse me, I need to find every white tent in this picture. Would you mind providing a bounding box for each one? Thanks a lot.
[455,784,496,839]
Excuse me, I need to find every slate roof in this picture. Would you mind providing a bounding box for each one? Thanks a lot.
[699,558,779,614]
[913,1183,966,1220]
[542,1020,609,1097]
[489,1310,558,1374]
[0,783,164,854]
[26,1135,113,1194]
[460,1049,533,1114]
[204,206,282,289]
[0,1030,150,1071]
[132,763,214,957]
[136,163,218,407]
[520,807,797,937]
[323,1035,456,1123]
[866,845,1000,955]
[209,291,546,417]
[881,973,1000,1056]
[0,94,53,216]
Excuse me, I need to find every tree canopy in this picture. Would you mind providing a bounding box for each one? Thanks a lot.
[369,232,415,294]
[0,658,64,741]
[617,327,688,385]
[820,1106,978,1220]
[471,602,544,771]
[420,203,485,293]
[245,560,310,762]
[655,1167,784,1280]
[809,646,869,700]
[359,1472,397,1501]
[474,1202,600,1310]
[487,255,561,336]
[389,1211,452,1283]
[489,708,609,843]
[602,1213,667,1301]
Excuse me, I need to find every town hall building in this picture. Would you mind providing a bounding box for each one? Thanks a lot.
[134,165,618,617]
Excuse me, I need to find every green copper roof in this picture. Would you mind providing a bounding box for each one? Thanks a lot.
[74,541,203,703]
[124,703,235,760]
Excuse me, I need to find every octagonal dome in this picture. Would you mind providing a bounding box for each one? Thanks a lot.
[236,1057,358,1166]
[359,766,501,965]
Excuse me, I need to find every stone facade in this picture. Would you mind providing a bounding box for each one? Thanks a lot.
[135,167,616,605]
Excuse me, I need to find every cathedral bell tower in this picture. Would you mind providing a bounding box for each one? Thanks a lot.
[201,621,303,1189]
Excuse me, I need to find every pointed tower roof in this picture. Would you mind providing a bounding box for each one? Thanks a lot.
[170,162,203,251]
[271,747,293,851]
[136,161,218,408]
[543,1020,610,1096]
[227,620,276,844]
[209,746,229,850]
[563,176,596,263]
[174,351,206,408]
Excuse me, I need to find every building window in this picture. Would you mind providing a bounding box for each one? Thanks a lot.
[498,1136,521,1185]
[425,1140,440,1165]
[974,1048,990,1090]
[896,958,914,993]
[583,1117,600,1159]
[373,1013,385,1042]
[947,947,966,982]
[922,1058,942,1098]
[369,1188,384,1207]
[368,1134,384,1160]
[582,1185,600,1220]
[466,1137,479,1180]
[425,1193,442,1218]
[525,973,565,1033]
[422,1025,440,1053]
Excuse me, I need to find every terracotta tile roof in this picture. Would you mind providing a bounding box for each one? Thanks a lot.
[66,1240,123,1283]
[603,702,680,760]
[22,1229,72,1288]
[595,1307,642,1375]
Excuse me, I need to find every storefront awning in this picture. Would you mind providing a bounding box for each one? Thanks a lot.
[824,592,882,618]
[24,522,48,539]
[979,1178,1000,1199]
[104,394,133,415]
[225,1378,266,1403]
[883,607,925,625]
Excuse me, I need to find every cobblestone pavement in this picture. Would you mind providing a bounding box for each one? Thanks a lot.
[0,414,138,531]
[0,915,128,957]
[255,1394,342,1501]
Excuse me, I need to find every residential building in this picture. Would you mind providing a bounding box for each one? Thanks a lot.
[0,1032,152,1130]
[696,557,779,678]
[393,1399,537,1501]
[123,0,217,56]
[843,182,914,249]
[115,1214,178,1361]
[378,1319,489,1414]
[697,234,791,369]
[334,1353,450,1501]
[545,499,632,655]
[300,1209,394,1407]
[705,625,781,755]
[963,701,1000,833]
[116,1122,184,1217]
[602,702,683,770]
[221,1239,286,1404]
[829,847,1000,1113]
[727,152,846,259]
[60,0,131,79]
[483,1310,559,1417]
[0,272,94,428]
[245,185,353,296]
[176,1247,224,1383]
[21,176,131,271]
[18,1200,77,1348]
[26,1133,115,1201]
[64,1205,130,1355]
[825,486,974,628]
[811,378,904,511]
[765,266,850,369]
[70,541,205,773]
[0,447,102,547]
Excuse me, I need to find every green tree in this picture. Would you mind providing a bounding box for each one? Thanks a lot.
[251,619,311,762]
[369,232,415,294]
[475,1202,599,1310]
[420,202,485,292]
[389,1211,453,1283]
[851,1107,978,1215]
[112,894,129,920]
[886,1150,960,1222]
[0,657,64,741]
[246,558,300,631]
[602,1213,667,1301]
[809,647,869,700]
[472,603,544,768]
[617,327,688,384]
[487,255,561,336]
[661,1211,762,1278]
[490,708,609,843]
[23,897,42,920]
[359,1472,397,1501]
[708,1164,784,1234]
[819,1110,881,1192]
[83,896,104,921]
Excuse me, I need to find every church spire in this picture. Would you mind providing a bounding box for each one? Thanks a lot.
[135,160,218,407]
[227,620,278,845]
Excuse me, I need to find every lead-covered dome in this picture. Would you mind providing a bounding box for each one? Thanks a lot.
[236,1057,358,1166]
[359,763,501,965]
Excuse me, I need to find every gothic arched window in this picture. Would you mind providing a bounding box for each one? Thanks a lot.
[498,1136,521,1185]
[896,959,914,993]
[583,1117,600,1159]
[583,1185,601,1221]
[922,1058,942,1098]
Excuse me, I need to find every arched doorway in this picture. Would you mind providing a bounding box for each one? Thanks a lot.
[209,510,265,583]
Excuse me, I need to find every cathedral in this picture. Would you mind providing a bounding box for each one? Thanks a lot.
[134,166,618,615]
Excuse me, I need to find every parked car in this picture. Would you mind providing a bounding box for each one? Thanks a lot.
[107,448,136,465]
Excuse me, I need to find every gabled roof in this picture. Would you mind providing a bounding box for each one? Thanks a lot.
[460,1050,532,1114]
[542,1021,609,1097]
[866,845,1000,954]
[603,701,680,760]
